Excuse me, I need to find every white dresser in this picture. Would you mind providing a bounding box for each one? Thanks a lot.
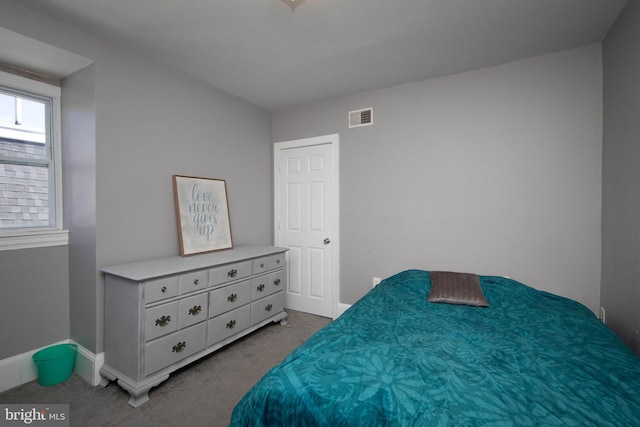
[100,245,288,407]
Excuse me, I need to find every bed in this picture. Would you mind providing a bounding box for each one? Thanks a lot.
[230,269,640,426]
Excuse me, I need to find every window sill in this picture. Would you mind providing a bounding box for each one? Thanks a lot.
[0,230,69,251]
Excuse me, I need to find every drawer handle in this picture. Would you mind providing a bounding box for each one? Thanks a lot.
[161,286,167,293]
[227,293,238,303]
[226,319,236,329]
[188,305,202,316]
[227,269,238,278]
[260,263,265,268]
[155,315,171,327]
[276,259,281,264]
[265,304,273,312]
[273,279,281,287]
[172,341,186,353]
[257,283,265,292]
[193,278,199,285]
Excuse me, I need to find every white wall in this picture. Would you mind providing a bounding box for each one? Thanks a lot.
[273,45,603,312]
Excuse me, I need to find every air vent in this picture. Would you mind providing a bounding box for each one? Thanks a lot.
[348,107,373,128]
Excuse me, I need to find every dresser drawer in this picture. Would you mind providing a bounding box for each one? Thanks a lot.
[145,276,179,304]
[270,252,285,270]
[208,305,251,345]
[252,253,285,275]
[209,261,252,287]
[180,270,207,295]
[252,257,270,275]
[144,323,206,376]
[251,292,284,325]
[145,301,179,341]
[269,270,285,295]
[209,280,251,317]
[251,275,270,300]
[179,293,208,328]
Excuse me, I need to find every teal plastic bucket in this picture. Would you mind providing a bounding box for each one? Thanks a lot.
[32,343,77,386]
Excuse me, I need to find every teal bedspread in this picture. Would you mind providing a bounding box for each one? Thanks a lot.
[230,270,640,426]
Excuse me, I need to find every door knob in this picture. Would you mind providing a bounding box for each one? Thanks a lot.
[323,238,331,245]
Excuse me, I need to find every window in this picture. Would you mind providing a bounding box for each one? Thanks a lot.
[0,70,67,249]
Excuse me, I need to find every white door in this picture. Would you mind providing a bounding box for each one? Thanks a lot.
[274,134,339,319]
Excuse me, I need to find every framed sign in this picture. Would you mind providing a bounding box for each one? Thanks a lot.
[172,175,233,256]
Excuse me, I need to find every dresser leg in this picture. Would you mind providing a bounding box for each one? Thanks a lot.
[279,311,290,327]
[117,374,170,408]
[99,368,115,388]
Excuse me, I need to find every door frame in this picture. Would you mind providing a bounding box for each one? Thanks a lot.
[274,133,340,319]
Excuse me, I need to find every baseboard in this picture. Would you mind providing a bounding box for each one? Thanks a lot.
[335,302,351,318]
[0,344,47,392]
[0,340,103,393]
[74,344,104,386]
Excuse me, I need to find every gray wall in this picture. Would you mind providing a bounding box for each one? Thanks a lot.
[602,1,640,354]
[0,0,617,362]
[0,0,272,356]
[0,246,69,359]
[273,45,603,312]
[62,64,97,353]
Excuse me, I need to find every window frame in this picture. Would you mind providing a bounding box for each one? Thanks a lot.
[0,70,68,250]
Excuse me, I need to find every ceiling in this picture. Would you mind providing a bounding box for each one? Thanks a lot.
[15,0,628,111]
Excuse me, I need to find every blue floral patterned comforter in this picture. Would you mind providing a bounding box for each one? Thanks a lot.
[230,270,640,426]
